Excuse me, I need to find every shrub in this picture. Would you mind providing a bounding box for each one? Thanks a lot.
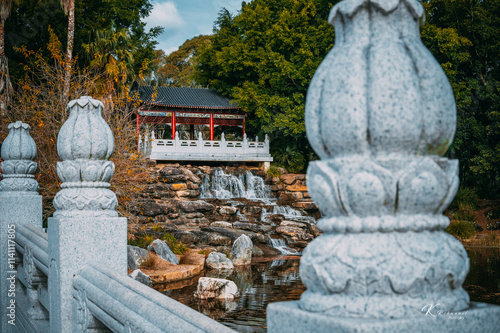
[128,234,155,249]
[445,220,477,239]
[162,233,188,255]
[448,187,478,211]
[267,164,282,178]
[452,203,476,222]
[139,255,156,269]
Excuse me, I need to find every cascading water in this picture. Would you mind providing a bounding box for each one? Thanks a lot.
[200,168,271,200]
[261,205,316,224]
[267,235,298,255]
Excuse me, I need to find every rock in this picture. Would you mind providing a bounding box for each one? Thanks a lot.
[181,167,202,184]
[280,174,299,185]
[201,227,239,240]
[176,190,200,198]
[169,183,187,191]
[129,269,152,286]
[194,277,239,300]
[161,174,188,183]
[233,222,272,233]
[186,182,199,190]
[230,234,253,266]
[268,214,285,224]
[252,245,264,257]
[184,212,205,219]
[127,200,165,217]
[191,231,233,246]
[206,252,234,270]
[211,221,233,228]
[147,239,179,265]
[286,180,308,192]
[159,166,182,176]
[179,200,215,213]
[127,245,152,270]
[280,220,308,229]
[276,226,313,244]
[292,201,317,210]
[279,192,303,200]
[269,184,284,191]
[308,223,322,237]
[241,205,263,214]
[219,206,238,215]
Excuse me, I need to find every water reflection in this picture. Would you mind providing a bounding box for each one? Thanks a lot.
[156,248,500,332]
[157,256,305,332]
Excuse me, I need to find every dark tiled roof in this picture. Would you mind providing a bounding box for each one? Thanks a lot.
[131,84,238,110]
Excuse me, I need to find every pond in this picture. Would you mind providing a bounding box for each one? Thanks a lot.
[155,248,500,332]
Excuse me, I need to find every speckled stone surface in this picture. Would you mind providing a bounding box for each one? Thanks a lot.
[0,122,42,333]
[268,301,500,333]
[267,0,500,331]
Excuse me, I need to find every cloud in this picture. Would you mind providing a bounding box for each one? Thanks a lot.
[144,1,186,31]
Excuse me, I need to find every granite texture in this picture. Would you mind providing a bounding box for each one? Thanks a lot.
[206,252,234,270]
[127,245,152,270]
[0,122,43,333]
[268,301,500,333]
[230,234,253,266]
[129,269,152,286]
[147,239,179,265]
[266,0,500,331]
[194,277,239,300]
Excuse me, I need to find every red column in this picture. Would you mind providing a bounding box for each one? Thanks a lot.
[210,114,214,141]
[135,109,141,147]
[242,115,246,136]
[171,111,176,139]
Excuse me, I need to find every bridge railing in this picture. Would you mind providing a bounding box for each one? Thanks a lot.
[139,131,272,162]
[0,98,236,333]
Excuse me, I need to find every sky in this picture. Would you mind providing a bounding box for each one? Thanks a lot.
[143,0,244,55]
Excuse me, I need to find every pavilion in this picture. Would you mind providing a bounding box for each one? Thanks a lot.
[131,83,273,164]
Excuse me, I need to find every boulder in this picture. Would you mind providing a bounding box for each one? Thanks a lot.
[129,269,152,286]
[210,221,233,228]
[233,222,272,233]
[219,206,238,215]
[194,277,239,300]
[205,252,234,270]
[241,205,263,214]
[127,200,165,217]
[147,239,179,265]
[280,220,308,229]
[230,234,253,266]
[181,167,202,184]
[279,192,303,200]
[292,201,318,210]
[159,166,182,176]
[127,245,152,270]
[280,174,299,185]
[179,200,215,213]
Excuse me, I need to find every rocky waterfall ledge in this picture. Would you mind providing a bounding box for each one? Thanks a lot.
[126,163,320,255]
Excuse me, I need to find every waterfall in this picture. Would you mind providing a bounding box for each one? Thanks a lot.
[262,205,316,224]
[267,235,298,255]
[200,168,271,200]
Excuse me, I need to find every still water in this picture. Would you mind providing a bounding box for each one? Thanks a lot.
[157,248,500,332]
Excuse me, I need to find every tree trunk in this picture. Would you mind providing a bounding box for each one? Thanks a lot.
[63,0,75,104]
[0,21,12,116]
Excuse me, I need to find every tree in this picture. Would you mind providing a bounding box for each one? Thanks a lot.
[195,0,338,171]
[0,0,18,115]
[4,0,162,89]
[421,0,500,197]
[60,0,75,102]
[154,35,211,87]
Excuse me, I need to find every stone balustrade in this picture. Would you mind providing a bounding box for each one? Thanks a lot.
[0,97,237,332]
[139,131,273,162]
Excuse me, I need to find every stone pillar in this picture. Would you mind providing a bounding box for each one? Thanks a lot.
[0,122,43,332]
[48,96,127,332]
[267,0,500,332]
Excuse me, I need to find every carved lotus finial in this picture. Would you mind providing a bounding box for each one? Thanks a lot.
[306,0,455,159]
[0,121,39,192]
[57,96,114,161]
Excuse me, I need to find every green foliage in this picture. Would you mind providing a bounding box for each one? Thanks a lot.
[128,234,155,249]
[150,35,211,87]
[267,164,282,178]
[162,233,188,255]
[445,220,477,240]
[272,142,306,173]
[448,187,478,211]
[195,0,338,138]
[421,0,500,198]
[5,0,162,85]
